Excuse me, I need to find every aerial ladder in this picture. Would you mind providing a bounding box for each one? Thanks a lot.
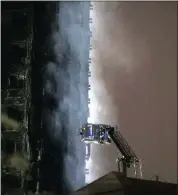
[108,126,142,178]
[79,123,143,178]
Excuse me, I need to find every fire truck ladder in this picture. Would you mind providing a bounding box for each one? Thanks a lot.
[108,127,142,178]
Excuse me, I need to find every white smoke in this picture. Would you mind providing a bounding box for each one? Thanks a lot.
[88,2,146,182]
[88,1,177,183]
[88,1,151,182]
[88,3,119,126]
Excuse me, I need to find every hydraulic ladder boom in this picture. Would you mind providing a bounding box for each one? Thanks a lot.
[108,127,138,166]
[108,127,140,177]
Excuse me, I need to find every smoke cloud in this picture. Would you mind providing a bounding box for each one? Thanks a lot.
[89,2,177,183]
[44,2,90,192]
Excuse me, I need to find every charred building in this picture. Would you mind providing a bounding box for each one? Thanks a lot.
[2,2,91,195]
[1,2,33,195]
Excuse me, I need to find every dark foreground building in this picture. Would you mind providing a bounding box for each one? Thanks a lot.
[1,2,33,195]
[2,1,91,195]
[72,171,177,195]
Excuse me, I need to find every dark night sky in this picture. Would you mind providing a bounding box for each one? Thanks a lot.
[88,2,177,184]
